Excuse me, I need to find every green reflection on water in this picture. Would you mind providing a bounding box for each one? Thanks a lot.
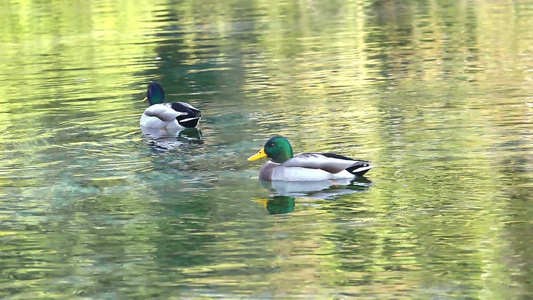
[0,0,532,299]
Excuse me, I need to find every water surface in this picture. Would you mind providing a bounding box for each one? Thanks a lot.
[0,0,532,298]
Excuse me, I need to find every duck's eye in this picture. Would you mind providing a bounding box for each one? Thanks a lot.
[269,143,275,147]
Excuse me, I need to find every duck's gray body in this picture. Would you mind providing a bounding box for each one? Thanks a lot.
[140,102,201,130]
[258,152,374,181]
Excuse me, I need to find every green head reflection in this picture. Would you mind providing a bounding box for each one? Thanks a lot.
[255,196,295,214]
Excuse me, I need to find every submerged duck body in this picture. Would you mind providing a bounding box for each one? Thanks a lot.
[248,136,374,181]
[140,82,201,130]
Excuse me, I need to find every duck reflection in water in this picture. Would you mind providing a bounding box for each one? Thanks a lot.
[260,177,372,198]
[254,196,295,214]
[141,126,203,151]
[254,178,372,214]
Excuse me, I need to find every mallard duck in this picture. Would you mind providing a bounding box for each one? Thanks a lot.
[248,136,374,181]
[140,82,201,130]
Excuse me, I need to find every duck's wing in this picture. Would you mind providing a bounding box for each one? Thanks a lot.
[143,103,187,122]
[172,102,201,113]
[283,152,373,175]
[170,102,202,128]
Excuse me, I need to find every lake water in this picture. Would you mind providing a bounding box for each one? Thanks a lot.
[1,0,532,298]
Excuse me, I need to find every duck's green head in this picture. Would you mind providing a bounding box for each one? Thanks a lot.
[248,136,294,163]
[142,82,165,105]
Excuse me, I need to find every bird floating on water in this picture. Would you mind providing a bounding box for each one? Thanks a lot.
[247,136,374,181]
[140,82,201,131]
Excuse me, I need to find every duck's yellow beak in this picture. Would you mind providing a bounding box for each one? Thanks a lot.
[142,97,148,102]
[247,148,267,161]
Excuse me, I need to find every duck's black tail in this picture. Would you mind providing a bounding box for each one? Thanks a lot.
[171,102,202,128]
[177,114,201,128]
[346,161,375,177]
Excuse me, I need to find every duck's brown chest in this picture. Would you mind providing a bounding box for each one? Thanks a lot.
[258,162,277,181]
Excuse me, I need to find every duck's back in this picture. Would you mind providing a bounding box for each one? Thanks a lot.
[140,103,182,128]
